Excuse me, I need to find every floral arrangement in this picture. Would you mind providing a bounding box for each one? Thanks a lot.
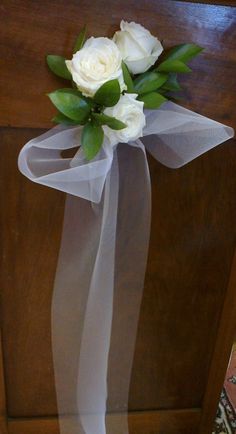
[46,21,203,160]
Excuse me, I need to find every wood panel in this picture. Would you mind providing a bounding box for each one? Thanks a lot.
[0,125,236,420]
[0,0,236,128]
[130,138,236,412]
[8,409,201,434]
[0,128,61,418]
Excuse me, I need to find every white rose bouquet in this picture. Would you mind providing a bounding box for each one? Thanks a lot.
[47,21,203,160]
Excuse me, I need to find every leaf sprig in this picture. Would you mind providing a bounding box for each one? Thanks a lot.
[134,43,203,109]
[46,25,203,160]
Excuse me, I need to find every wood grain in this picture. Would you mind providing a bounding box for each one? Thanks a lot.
[0,0,236,128]
[0,127,62,418]
[129,139,236,415]
[7,409,201,434]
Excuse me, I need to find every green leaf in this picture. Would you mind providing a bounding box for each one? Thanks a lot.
[92,113,126,130]
[164,44,203,63]
[161,73,182,91]
[156,60,192,73]
[46,55,72,80]
[52,113,80,125]
[122,61,134,93]
[82,121,104,160]
[73,26,87,53]
[94,79,121,107]
[138,92,167,109]
[47,88,91,122]
[134,71,168,94]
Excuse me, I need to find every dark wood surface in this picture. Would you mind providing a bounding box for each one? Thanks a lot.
[0,128,62,417]
[0,1,236,433]
[7,410,201,434]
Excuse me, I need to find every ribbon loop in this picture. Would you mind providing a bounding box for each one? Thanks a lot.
[18,125,114,202]
[143,102,234,168]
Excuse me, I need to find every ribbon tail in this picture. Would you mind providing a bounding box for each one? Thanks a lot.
[51,194,104,434]
[76,150,119,434]
[52,150,119,434]
[106,143,151,434]
[52,142,151,434]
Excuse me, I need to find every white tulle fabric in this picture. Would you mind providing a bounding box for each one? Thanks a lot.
[18,102,234,434]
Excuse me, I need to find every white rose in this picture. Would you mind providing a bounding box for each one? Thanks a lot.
[103,93,146,146]
[66,37,125,97]
[113,20,163,75]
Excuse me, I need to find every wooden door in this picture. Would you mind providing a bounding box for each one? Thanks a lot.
[1,1,236,433]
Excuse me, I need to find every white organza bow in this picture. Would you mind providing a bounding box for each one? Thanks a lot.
[18,102,234,434]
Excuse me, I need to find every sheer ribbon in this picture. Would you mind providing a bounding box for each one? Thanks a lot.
[18,102,234,434]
